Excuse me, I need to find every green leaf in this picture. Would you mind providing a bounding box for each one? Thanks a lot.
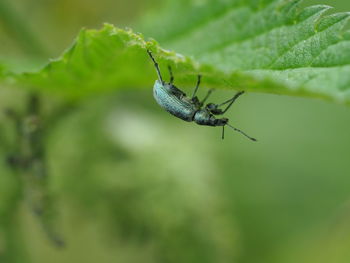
[7,0,350,104]
[12,25,207,98]
[141,0,350,103]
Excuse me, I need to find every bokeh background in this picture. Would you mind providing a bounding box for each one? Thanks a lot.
[1,0,350,263]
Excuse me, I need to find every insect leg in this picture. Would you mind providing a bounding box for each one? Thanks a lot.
[147,50,164,84]
[168,66,174,84]
[200,89,213,105]
[191,75,201,99]
[208,91,244,115]
[219,91,245,114]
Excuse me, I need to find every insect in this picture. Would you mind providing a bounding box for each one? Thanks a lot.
[147,50,256,141]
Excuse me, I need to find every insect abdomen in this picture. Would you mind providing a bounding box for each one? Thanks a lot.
[153,81,197,122]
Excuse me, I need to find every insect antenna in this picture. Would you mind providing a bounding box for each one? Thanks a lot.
[147,50,164,84]
[226,123,257,141]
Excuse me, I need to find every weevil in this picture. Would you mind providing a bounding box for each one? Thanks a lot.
[147,50,256,141]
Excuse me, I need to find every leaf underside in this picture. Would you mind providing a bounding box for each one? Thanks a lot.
[3,0,350,104]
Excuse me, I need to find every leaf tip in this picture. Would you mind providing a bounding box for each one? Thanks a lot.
[316,12,350,32]
[297,5,332,22]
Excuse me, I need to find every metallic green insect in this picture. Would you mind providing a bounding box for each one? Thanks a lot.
[148,50,256,141]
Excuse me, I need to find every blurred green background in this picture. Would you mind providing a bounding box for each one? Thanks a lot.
[1,0,350,263]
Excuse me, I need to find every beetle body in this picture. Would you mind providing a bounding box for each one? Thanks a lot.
[153,80,197,122]
[147,50,256,141]
[153,80,229,127]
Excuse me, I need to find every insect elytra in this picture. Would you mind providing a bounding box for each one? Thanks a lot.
[147,50,256,141]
